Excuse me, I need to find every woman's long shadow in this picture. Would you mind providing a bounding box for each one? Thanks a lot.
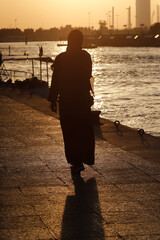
[61,175,105,240]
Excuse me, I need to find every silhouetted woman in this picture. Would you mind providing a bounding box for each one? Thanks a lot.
[48,30,95,174]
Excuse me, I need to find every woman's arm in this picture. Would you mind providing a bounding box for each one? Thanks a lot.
[48,55,60,98]
[48,56,60,112]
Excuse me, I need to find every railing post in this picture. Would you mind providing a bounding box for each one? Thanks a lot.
[46,61,49,86]
[40,57,42,81]
[32,59,34,77]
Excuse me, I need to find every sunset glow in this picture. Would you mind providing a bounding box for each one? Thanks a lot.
[1,0,159,30]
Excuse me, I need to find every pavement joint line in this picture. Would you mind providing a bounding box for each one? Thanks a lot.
[45,164,68,186]
[1,165,21,189]
[122,233,160,238]
[117,233,126,239]
[55,175,68,186]
[90,165,122,190]
[8,188,59,240]
[38,215,58,240]
[88,165,160,206]
[16,186,25,195]
[127,161,160,184]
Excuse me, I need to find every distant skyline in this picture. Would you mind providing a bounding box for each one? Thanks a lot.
[1,0,160,30]
[136,0,151,28]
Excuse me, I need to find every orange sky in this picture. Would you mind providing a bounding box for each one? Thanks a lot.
[1,0,159,29]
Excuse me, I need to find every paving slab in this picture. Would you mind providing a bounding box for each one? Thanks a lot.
[0,87,160,240]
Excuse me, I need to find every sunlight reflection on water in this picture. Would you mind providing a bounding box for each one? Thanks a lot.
[0,42,160,137]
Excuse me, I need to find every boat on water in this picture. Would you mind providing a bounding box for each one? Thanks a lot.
[57,42,67,47]
[57,42,97,49]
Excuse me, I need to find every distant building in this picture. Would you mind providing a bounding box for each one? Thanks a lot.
[99,20,107,34]
[136,0,151,28]
[157,5,160,23]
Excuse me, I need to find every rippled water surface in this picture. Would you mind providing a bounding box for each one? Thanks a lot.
[1,42,160,136]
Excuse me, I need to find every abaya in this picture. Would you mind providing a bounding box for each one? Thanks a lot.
[48,30,95,167]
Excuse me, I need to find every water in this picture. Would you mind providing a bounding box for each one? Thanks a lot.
[1,41,160,137]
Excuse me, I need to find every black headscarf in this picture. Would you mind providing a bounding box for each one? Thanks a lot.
[67,30,83,52]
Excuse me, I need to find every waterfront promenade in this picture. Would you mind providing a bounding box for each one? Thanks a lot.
[0,87,160,240]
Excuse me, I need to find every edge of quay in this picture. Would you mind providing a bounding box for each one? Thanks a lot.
[0,85,160,164]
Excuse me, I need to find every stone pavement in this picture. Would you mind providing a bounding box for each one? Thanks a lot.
[0,89,160,240]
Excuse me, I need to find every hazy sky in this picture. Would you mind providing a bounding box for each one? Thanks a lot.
[1,0,160,30]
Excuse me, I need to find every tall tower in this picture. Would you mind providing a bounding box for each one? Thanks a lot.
[157,5,160,23]
[127,6,131,29]
[112,7,114,29]
[136,0,151,28]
